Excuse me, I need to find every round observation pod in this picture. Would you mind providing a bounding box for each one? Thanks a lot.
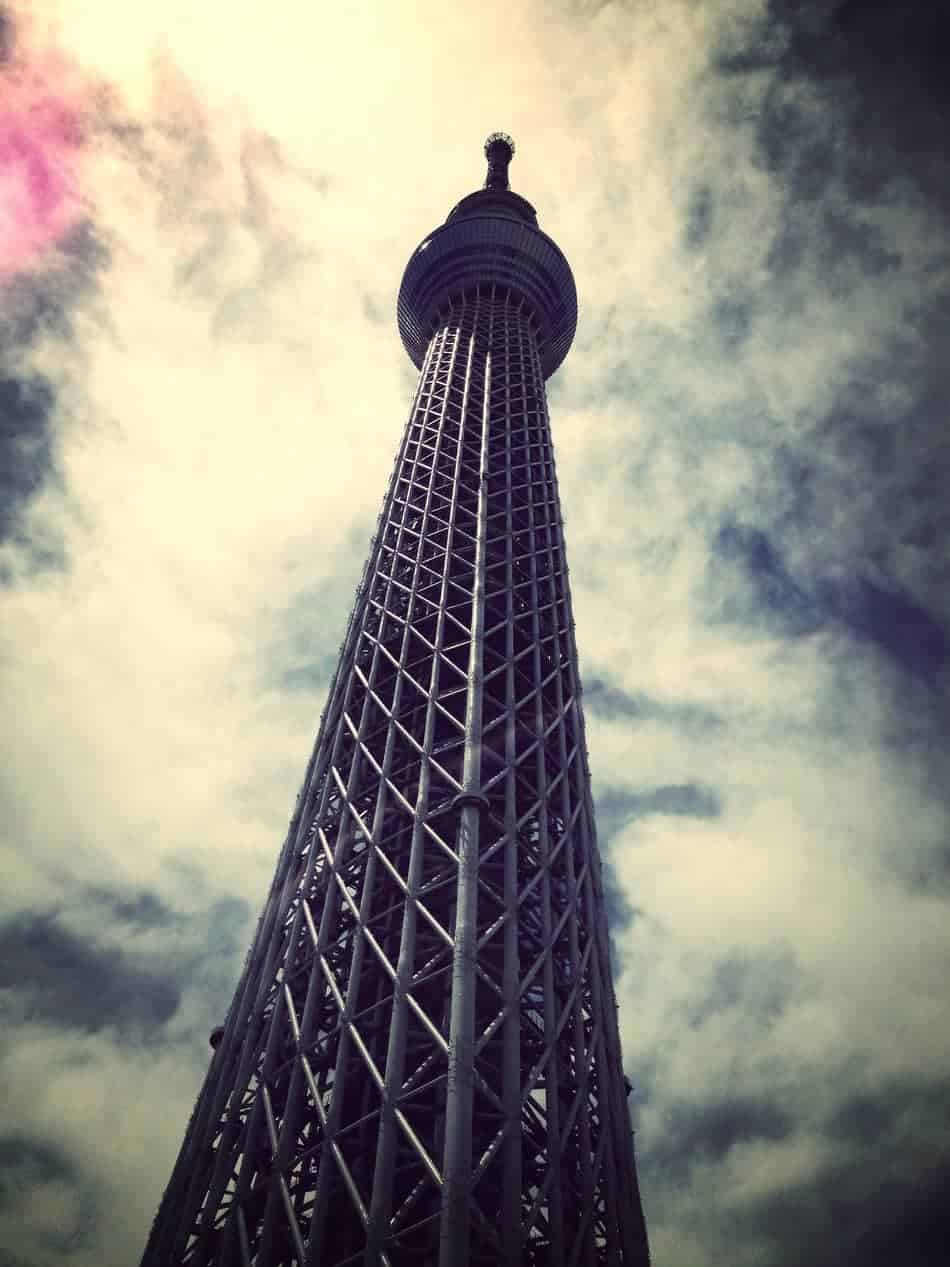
[397,134,577,380]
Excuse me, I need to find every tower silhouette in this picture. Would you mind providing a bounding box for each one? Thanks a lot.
[143,134,649,1267]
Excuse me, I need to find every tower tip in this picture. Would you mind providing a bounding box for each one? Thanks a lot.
[484,132,515,189]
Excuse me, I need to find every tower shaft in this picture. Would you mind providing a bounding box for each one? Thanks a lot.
[144,144,649,1267]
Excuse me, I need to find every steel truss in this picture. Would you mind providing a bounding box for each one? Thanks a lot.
[143,286,649,1267]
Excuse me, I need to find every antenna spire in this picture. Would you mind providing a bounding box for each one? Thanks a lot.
[484,131,515,190]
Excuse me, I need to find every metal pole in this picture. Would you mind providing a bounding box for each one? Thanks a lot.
[437,319,493,1267]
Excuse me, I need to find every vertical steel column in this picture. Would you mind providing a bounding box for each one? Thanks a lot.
[527,338,565,1267]
[499,293,524,1267]
[437,303,493,1267]
[535,352,597,1267]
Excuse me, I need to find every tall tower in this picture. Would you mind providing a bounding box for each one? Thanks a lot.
[143,134,649,1267]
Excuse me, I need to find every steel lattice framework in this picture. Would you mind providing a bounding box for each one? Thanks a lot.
[144,135,649,1267]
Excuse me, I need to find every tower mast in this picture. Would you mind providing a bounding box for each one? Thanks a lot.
[143,134,650,1267]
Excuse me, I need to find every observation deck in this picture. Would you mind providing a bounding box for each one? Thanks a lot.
[397,133,578,379]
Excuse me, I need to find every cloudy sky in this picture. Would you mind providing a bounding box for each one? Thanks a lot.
[1,1,948,1263]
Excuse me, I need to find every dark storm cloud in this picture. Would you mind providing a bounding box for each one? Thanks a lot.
[712,296,754,353]
[0,375,56,544]
[825,578,950,680]
[81,885,182,930]
[857,1177,950,1267]
[785,2,948,192]
[686,951,795,1031]
[595,784,721,954]
[735,1083,950,1267]
[0,888,251,1058]
[0,6,12,66]
[0,1136,96,1245]
[888,837,950,899]
[718,2,950,198]
[0,221,110,347]
[631,962,950,1267]
[597,783,722,841]
[0,376,65,580]
[0,913,182,1034]
[584,676,724,732]
[593,802,641,946]
[635,783,723,818]
[0,1134,96,1255]
[707,0,950,675]
[646,1096,793,1182]
[710,517,823,637]
[734,1169,949,1267]
[684,184,714,251]
[0,226,109,584]
[708,515,950,678]
[826,1076,950,1148]
[0,1136,74,1206]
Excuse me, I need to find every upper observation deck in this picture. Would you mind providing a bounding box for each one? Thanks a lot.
[397,133,578,380]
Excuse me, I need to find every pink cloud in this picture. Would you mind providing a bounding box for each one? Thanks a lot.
[0,47,88,278]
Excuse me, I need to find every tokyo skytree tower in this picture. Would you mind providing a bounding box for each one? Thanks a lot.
[143,133,650,1267]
